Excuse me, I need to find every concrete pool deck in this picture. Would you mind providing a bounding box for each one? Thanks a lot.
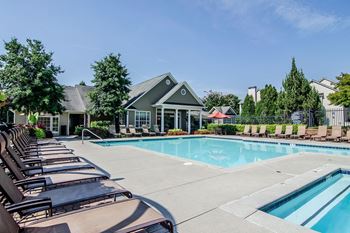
[61,136,350,233]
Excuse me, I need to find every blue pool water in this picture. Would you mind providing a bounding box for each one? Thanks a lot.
[96,137,350,168]
[263,170,350,233]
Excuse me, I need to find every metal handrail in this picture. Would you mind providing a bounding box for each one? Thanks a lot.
[82,128,104,144]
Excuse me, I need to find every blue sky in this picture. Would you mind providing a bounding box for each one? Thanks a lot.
[0,0,349,98]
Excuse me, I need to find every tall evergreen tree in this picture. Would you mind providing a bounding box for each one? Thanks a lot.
[0,38,65,114]
[255,84,278,116]
[88,54,131,133]
[241,95,255,116]
[328,73,350,107]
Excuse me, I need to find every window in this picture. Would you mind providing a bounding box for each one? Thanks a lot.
[181,88,187,95]
[135,111,151,127]
[38,116,59,134]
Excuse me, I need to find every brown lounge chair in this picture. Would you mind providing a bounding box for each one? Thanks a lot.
[154,125,166,136]
[268,125,282,138]
[290,125,308,139]
[120,125,132,137]
[142,125,156,136]
[326,126,342,141]
[0,165,132,217]
[252,125,266,137]
[129,125,142,137]
[14,127,62,147]
[0,198,173,233]
[311,125,328,140]
[236,125,250,136]
[0,137,108,190]
[278,125,293,138]
[341,130,350,142]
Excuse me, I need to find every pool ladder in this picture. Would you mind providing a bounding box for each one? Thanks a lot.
[81,128,105,144]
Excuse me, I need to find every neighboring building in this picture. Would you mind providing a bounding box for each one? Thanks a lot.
[247,86,261,103]
[310,78,350,126]
[208,106,237,124]
[12,72,205,135]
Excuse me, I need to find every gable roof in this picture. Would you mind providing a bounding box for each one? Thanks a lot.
[310,79,336,91]
[154,81,204,106]
[62,85,92,113]
[209,106,237,115]
[124,72,177,108]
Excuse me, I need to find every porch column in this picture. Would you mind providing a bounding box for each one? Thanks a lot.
[126,111,129,126]
[83,114,87,127]
[199,110,202,129]
[188,109,191,134]
[161,107,165,132]
[175,109,178,129]
[87,114,91,127]
[67,113,70,136]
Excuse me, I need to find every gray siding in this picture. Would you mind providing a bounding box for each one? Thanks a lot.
[165,86,201,106]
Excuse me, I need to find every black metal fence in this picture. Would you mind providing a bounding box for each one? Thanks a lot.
[222,108,350,127]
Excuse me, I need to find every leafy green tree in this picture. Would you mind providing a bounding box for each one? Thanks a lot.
[328,73,350,107]
[203,90,240,113]
[79,81,87,86]
[88,53,131,132]
[241,95,255,116]
[0,38,65,115]
[255,84,278,116]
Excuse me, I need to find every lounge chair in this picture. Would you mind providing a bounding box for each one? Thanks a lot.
[0,198,173,233]
[252,125,266,137]
[0,165,132,217]
[142,125,156,136]
[236,125,250,136]
[341,130,350,142]
[311,125,328,140]
[290,125,308,139]
[15,127,61,147]
[154,125,166,136]
[0,138,108,190]
[250,125,258,136]
[120,125,132,137]
[278,125,293,138]
[128,125,142,137]
[268,125,282,138]
[325,126,342,141]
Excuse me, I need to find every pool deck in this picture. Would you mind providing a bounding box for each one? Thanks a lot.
[61,135,350,233]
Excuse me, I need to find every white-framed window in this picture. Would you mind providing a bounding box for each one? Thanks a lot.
[38,116,60,134]
[135,111,151,127]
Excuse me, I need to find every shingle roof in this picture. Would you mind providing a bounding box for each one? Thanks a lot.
[62,85,92,112]
[209,106,237,115]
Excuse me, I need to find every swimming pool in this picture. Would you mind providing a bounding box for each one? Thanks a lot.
[261,170,350,233]
[95,137,350,168]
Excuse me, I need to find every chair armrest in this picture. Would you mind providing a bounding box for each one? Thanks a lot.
[6,198,52,216]
[22,158,43,165]
[21,165,44,175]
[14,177,47,189]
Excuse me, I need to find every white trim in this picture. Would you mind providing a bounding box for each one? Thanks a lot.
[188,110,191,134]
[199,110,202,129]
[153,104,203,111]
[175,109,178,129]
[125,73,178,109]
[161,107,164,132]
[67,113,70,135]
[154,81,204,106]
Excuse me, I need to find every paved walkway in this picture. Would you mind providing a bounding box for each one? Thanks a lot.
[61,136,350,233]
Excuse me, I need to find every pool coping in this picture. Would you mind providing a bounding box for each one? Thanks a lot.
[220,164,350,233]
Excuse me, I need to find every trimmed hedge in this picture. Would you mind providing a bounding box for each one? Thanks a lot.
[168,128,187,135]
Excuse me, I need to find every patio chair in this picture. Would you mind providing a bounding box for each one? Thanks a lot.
[128,125,142,137]
[142,125,156,136]
[0,137,108,190]
[250,125,258,136]
[154,125,166,136]
[236,125,250,136]
[268,125,282,138]
[16,127,61,147]
[341,130,350,142]
[0,198,173,233]
[252,125,266,137]
[290,125,308,139]
[120,125,132,137]
[278,125,293,138]
[326,126,342,141]
[311,125,328,140]
[0,165,132,217]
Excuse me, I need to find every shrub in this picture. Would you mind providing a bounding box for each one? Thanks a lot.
[220,124,237,135]
[89,127,110,138]
[207,123,219,133]
[34,128,46,139]
[90,121,111,130]
[74,125,84,135]
[194,129,211,134]
[167,129,187,135]
[45,130,53,138]
[234,124,245,133]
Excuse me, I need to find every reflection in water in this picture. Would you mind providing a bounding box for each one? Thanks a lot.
[106,138,350,168]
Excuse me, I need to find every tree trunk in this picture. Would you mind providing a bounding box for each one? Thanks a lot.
[115,114,120,133]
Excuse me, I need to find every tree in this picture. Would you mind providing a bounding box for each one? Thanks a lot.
[328,73,350,107]
[0,38,65,115]
[241,95,255,116]
[255,84,278,116]
[88,54,131,133]
[202,90,240,113]
[277,58,321,115]
[79,81,86,86]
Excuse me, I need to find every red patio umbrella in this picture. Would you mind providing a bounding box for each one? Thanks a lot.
[208,111,231,119]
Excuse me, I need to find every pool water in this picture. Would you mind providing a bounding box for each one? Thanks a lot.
[263,171,350,233]
[96,137,350,168]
